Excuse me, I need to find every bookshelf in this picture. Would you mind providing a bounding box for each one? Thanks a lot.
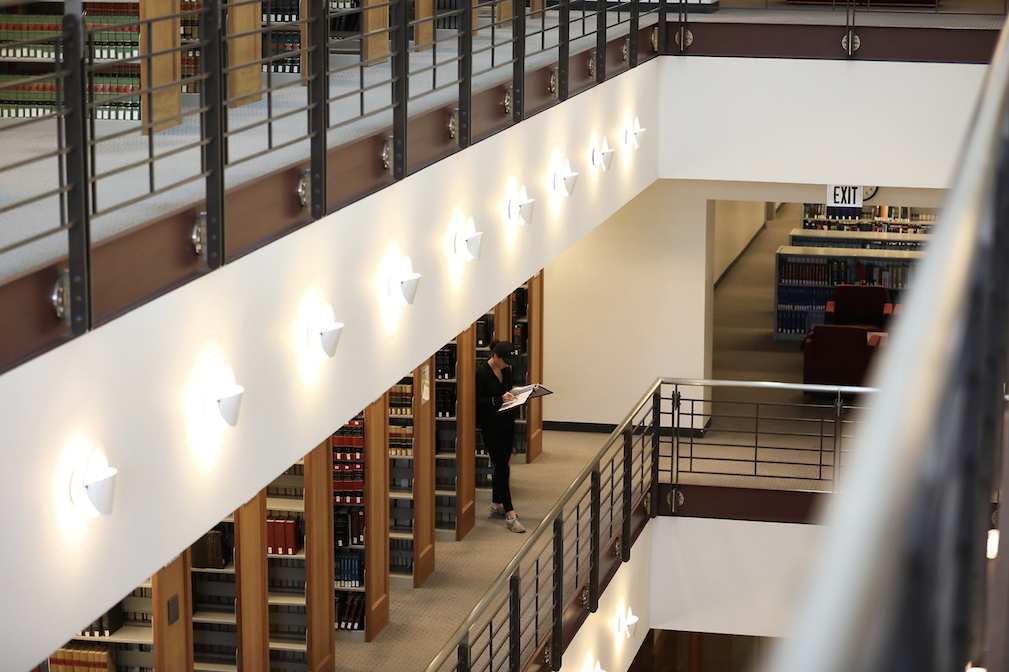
[363,395,391,640]
[492,272,545,463]
[58,551,193,671]
[387,359,436,588]
[190,518,238,672]
[774,244,924,341]
[433,323,478,542]
[802,203,939,234]
[232,490,270,672]
[788,228,929,251]
[333,415,368,641]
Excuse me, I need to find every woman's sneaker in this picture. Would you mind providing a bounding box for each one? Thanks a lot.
[505,517,526,533]
[490,505,506,518]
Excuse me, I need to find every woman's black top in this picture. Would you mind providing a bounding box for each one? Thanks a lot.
[475,360,517,435]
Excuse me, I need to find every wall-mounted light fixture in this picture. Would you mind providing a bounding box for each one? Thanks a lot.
[454,217,483,262]
[308,321,345,359]
[70,465,118,518]
[206,383,245,427]
[623,117,646,150]
[988,529,1000,559]
[390,256,422,306]
[594,662,608,672]
[506,187,535,226]
[616,607,639,638]
[591,137,615,171]
[552,159,579,196]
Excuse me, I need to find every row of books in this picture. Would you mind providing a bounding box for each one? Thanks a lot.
[435,343,457,379]
[510,286,528,320]
[329,8,362,35]
[335,549,364,586]
[263,0,302,22]
[84,3,142,16]
[389,424,414,455]
[181,54,202,93]
[335,592,366,630]
[180,0,202,41]
[262,32,301,73]
[389,382,413,414]
[46,643,116,672]
[191,525,233,570]
[511,322,527,353]
[790,236,926,251]
[334,471,364,499]
[775,286,835,311]
[335,505,365,546]
[475,314,494,347]
[0,15,140,60]
[0,75,141,120]
[803,203,937,225]
[435,385,456,418]
[778,259,850,286]
[775,310,824,336]
[267,516,304,556]
[76,601,126,638]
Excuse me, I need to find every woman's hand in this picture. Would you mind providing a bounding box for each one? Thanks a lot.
[503,392,515,403]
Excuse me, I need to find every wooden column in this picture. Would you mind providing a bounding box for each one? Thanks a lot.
[139,0,182,133]
[455,324,477,540]
[305,440,336,672]
[414,0,434,50]
[498,0,512,29]
[152,551,194,672]
[412,357,436,587]
[234,491,270,672]
[494,294,512,343]
[525,270,544,463]
[226,0,263,107]
[362,0,391,64]
[364,395,391,641]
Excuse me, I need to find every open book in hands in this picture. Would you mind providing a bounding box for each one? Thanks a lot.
[498,384,553,413]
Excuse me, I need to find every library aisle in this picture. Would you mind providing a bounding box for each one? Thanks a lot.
[335,430,607,672]
[713,203,804,383]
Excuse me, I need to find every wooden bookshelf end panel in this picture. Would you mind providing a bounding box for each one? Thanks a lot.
[456,323,477,541]
[234,490,270,672]
[152,551,195,671]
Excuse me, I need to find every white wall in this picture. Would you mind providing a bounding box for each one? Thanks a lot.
[0,54,984,669]
[649,517,823,638]
[659,58,986,189]
[714,200,767,283]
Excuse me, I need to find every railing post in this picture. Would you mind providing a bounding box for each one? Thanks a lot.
[594,0,606,84]
[307,0,328,219]
[509,573,521,672]
[550,518,564,671]
[458,635,471,672]
[511,0,525,123]
[458,0,472,148]
[62,4,92,334]
[656,0,667,53]
[649,389,660,518]
[621,429,632,562]
[392,0,409,179]
[588,469,601,611]
[628,0,639,67]
[833,390,843,492]
[201,0,226,269]
[558,0,570,100]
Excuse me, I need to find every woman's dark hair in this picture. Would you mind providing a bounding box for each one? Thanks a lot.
[489,339,500,351]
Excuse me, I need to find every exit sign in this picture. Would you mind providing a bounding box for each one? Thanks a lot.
[827,185,863,209]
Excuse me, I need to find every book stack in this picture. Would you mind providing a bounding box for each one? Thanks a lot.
[435,343,456,379]
[333,464,364,504]
[475,314,494,348]
[332,417,364,460]
[191,526,231,569]
[435,384,456,418]
[389,423,414,456]
[335,592,366,630]
[778,257,848,286]
[48,643,116,671]
[267,516,303,556]
[335,549,364,587]
[334,506,365,546]
[329,0,363,33]
[76,602,125,637]
[389,381,413,415]
[263,0,301,22]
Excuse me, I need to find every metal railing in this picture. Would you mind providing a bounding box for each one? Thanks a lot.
[424,377,878,672]
[763,16,1009,672]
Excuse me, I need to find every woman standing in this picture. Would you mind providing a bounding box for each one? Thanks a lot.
[476,340,525,533]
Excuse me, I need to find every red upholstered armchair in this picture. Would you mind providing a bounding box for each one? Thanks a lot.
[825,284,894,332]
[803,324,883,387]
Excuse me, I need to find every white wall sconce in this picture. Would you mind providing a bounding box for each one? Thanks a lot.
[455,217,483,261]
[308,321,345,359]
[591,137,615,171]
[552,159,579,196]
[594,662,608,672]
[390,256,422,306]
[206,383,245,427]
[623,117,646,149]
[616,607,639,638]
[506,186,535,226]
[988,529,1000,559]
[70,465,118,517]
